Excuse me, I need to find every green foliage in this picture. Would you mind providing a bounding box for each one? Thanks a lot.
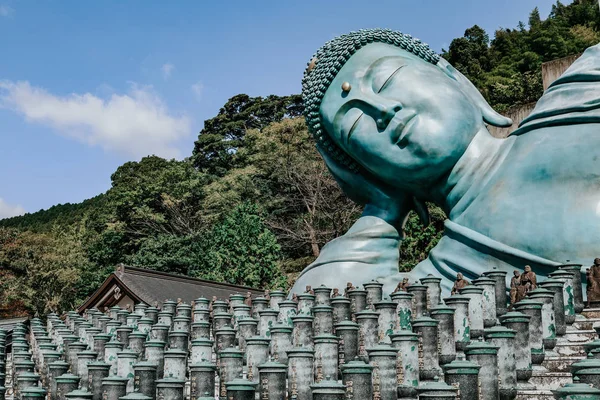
[399,205,446,272]
[0,195,107,232]
[191,94,304,176]
[127,233,204,275]
[202,118,361,260]
[108,155,206,237]
[192,202,287,289]
[443,0,599,112]
[0,225,95,316]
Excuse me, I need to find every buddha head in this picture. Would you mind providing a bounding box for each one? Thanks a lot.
[302,29,511,202]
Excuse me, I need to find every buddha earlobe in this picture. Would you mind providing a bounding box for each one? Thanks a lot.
[438,58,513,128]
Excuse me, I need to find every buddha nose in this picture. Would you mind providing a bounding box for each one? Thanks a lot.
[374,102,402,130]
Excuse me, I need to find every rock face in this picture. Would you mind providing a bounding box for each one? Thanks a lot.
[3,267,600,400]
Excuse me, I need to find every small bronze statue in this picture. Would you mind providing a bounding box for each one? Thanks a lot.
[244,291,252,307]
[331,288,340,298]
[264,289,271,301]
[587,258,600,306]
[517,265,537,303]
[509,270,521,306]
[451,273,469,295]
[305,285,314,295]
[292,293,299,303]
[344,282,355,297]
[509,265,538,307]
[393,277,411,293]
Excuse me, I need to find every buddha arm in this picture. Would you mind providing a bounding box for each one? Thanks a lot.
[300,215,401,278]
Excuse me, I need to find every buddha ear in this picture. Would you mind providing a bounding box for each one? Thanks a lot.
[438,58,512,128]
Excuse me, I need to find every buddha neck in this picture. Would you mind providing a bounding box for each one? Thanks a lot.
[430,126,515,218]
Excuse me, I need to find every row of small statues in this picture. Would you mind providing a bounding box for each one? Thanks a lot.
[389,266,539,307]
[392,259,600,309]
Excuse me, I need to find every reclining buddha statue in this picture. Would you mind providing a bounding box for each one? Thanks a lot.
[290,28,600,295]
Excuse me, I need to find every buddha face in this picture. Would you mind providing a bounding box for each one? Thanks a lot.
[319,42,483,189]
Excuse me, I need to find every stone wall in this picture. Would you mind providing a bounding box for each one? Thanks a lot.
[487,102,537,138]
[542,53,581,91]
[487,53,581,138]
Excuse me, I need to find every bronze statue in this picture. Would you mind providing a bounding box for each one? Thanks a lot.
[289,28,600,296]
[587,258,600,306]
[344,282,355,297]
[393,277,410,293]
[451,273,469,295]
[517,265,537,301]
[264,289,271,301]
[331,288,340,298]
[510,270,521,306]
[244,292,252,307]
[305,285,315,295]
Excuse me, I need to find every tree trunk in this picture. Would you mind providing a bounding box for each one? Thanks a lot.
[308,226,320,257]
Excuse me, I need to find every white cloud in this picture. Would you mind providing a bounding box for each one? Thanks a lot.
[161,63,175,79]
[0,198,25,219]
[0,5,14,17]
[0,80,191,159]
[191,82,204,100]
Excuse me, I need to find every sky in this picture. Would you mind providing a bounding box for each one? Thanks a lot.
[0,0,569,218]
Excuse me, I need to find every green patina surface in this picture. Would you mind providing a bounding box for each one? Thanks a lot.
[399,309,412,330]
[549,323,556,339]
[462,318,470,341]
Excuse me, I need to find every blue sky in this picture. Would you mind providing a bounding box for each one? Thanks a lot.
[0,0,566,218]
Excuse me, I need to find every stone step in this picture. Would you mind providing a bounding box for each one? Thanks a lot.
[542,355,585,372]
[554,341,586,356]
[574,316,600,331]
[516,389,554,400]
[530,371,572,390]
[564,328,596,342]
[581,308,600,319]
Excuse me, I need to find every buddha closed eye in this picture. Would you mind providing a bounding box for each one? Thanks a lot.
[346,62,408,142]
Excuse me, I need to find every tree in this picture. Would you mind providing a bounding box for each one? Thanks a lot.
[200,118,361,262]
[529,7,542,28]
[245,119,361,258]
[443,25,490,88]
[127,233,204,275]
[108,156,206,237]
[0,226,95,316]
[191,94,304,176]
[192,202,287,289]
[399,205,446,272]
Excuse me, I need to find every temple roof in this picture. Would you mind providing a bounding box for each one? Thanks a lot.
[77,264,263,313]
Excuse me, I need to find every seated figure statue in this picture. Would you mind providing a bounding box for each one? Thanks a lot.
[587,258,600,306]
[290,28,600,295]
